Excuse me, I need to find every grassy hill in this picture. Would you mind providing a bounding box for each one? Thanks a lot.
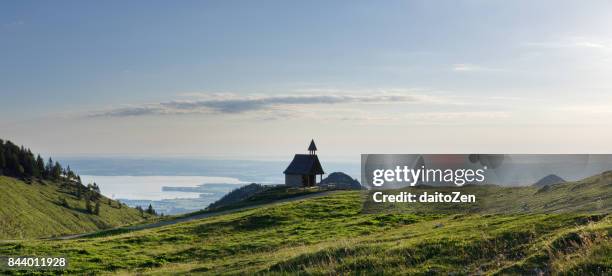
[364,171,612,215]
[206,184,328,212]
[0,172,610,274]
[0,176,150,240]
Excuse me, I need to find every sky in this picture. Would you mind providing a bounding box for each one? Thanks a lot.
[1,1,612,160]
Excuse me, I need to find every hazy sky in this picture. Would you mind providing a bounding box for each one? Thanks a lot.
[1,1,612,160]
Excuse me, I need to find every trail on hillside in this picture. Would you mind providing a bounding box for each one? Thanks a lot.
[52,191,338,240]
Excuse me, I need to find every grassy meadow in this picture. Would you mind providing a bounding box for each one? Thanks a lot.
[0,176,150,240]
[1,176,611,274]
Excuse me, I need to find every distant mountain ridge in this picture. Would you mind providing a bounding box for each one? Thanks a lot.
[320,172,362,190]
[534,174,566,187]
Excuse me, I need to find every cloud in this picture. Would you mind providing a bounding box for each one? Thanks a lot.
[523,36,612,51]
[89,93,431,118]
[333,111,511,124]
[453,64,481,72]
[452,63,499,72]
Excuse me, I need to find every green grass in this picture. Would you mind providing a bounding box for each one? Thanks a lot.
[0,176,150,240]
[203,185,329,212]
[0,173,610,274]
[364,172,612,215]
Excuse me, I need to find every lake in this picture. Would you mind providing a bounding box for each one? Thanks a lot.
[80,175,245,200]
[67,158,359,213]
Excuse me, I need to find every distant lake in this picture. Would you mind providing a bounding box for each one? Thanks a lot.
[60,157,359,182]
[80,175,244,200]
[67,158,360,207]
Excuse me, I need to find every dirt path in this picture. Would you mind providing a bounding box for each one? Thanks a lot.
[53,190,337,240]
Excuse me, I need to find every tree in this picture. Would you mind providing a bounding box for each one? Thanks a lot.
[4,144,21,177]
[0,150,4,175]
[0,139,79,182]
[0,140,5,175]
[85,198,93,214]
[136,206,144,216]
[36,155,45,178]
[45,158,53,179]
[19,148,35,177]
[94,201,100,215]
[92,182,100,194]
[65,165,76,180]
[52,162,62,180]
[146,204,156,215]
[17,164,24,176]
[86,183,100,200]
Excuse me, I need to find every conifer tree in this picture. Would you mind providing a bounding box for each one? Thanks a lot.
[92,182,100,193]
[94,201,100,215]
[52,161,62,180]
[146,204,156,215]
[0,140,89,191]
[136,206,144,216]
[36,155,45,178]
[85,198,93,214]
[45,158,53,178]
[0,144,5,175]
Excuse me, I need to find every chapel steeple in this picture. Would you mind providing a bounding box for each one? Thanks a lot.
[308,139,317,155]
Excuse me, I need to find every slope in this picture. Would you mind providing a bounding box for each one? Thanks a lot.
[0,172,610,274]
[0,176,149,240]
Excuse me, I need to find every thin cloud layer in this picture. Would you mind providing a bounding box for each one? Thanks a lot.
[89,93,429,118]
[523,36,612,52]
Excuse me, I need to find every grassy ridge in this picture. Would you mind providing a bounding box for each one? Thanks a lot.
[364,172,612,215]
[0,173,610,274]
[0,176,148,240]
[1,194,610,274]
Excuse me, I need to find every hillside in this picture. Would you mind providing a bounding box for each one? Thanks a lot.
[207,184,325,211]
[319,172,362,190]
[534,174,566,187]
[364,171,611,215]
[0,172,610,274]
[208,172,360,211]
[207,183,270,210]
[0,176,149,240]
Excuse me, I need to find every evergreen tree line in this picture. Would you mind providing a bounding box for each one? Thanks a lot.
[135,204,157,216]
[0,139,77,181]
[1,138,105,214]
[59,182,107,215]
[2,138,158,217]
[82,183,102,214]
